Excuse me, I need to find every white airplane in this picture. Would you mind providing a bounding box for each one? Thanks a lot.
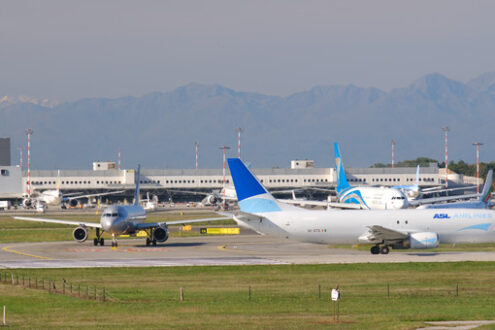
[22,170,123,209]
[227,158,495,255]
[13,166,230,247]
[284,143,408,210]
[417,170,493,209]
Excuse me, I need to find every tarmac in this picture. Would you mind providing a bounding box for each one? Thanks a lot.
[2,233,495,269]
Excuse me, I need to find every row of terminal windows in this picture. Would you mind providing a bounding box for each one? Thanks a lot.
[371,177,435,183]
[32,180,123,185]
[139,179,231,184]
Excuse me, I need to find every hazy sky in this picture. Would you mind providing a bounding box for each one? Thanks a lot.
[1,0,495,101]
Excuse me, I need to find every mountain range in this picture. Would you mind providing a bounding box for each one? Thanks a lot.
[1,72,495,170]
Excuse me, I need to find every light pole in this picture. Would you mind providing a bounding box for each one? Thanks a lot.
[194,141,199,169]
[391,140,395,168]
[442,127,450,188]
[25,129,33,196]
[473,142,484,193]
[219,146,230,186]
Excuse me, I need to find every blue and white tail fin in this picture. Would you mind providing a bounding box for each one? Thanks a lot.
[334,142,350,196]
[134,165,141,206]
[228,158,296,214]
[480,170,493,204]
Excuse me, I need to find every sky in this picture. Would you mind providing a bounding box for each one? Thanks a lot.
[1,0,495,102]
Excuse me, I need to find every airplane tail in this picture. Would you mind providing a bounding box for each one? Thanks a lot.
[414,165,420,186]
[134,165,141,206]
[56,170,61,192]
[334,142,350,195]
[227,158,295,214]
[480,170,493,204]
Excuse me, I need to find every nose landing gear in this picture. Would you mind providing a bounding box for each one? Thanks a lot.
[111,234,118,247]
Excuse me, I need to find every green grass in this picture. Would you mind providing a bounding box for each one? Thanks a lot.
[0,212,235,243]
[1,262,495,328]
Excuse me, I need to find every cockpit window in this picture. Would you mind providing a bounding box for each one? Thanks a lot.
[111,213,118,217]
[103,213,111,217]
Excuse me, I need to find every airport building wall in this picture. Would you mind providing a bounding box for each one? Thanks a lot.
[0,138,11,166]
[0,166,23,198]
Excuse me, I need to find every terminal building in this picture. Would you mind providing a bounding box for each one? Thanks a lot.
[0,138,481,203]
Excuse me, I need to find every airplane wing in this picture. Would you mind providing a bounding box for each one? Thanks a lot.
[12,216,102,228]
[63,190,125,201]
[367,225,409,241]
[408,192,480,207]
[134,216,233,230]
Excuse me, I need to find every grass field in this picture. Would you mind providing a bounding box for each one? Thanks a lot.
[0,212,235,243]
[0,262,495,329]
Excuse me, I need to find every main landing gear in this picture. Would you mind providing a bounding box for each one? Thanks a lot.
[93,228,105,246]
[145,228,157,246]
[370,244,390,255]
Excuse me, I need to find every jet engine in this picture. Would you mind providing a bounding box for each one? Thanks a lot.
[206,195,218,205]
[73,226,89,242]
[391,232,439,250]
[153,227,169,242]
[68,199,79,207]
[22,198,33,208]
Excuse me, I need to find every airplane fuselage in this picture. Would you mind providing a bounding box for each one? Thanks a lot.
[100,205,146,235]
[338,186,408,209]
[234,208,495,245]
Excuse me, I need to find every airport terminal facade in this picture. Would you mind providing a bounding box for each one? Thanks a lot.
[1,160,480,203]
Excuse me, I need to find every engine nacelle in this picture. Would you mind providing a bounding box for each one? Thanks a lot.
[73,226,89,243]
[153,227,169,242]
[206,195,218,205]
[23,198,33,208]
[391,232,439,250]
[68,199,79,207]
[409,232,439,249]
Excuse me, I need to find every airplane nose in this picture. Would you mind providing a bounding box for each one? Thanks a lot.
[101,218,114,232]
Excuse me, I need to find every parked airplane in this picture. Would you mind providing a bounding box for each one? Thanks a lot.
[22,170,123,209]
[13,166,230,247]
[417,170,493,209]
[227,158,495,255]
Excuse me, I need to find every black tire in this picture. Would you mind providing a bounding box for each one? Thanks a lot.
[152,240,157,246]
[93,238,98,246]
[370,245,380,255]
[146,238,150,246]
[100,238,104,246]
[380,246,390,254]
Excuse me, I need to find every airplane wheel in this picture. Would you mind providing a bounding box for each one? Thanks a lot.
[146,238,150,246]
[152,240,157,246]
[99,238,104,246]
[380,246,390,255]
[370,245,380,255]
[93,238,98,246]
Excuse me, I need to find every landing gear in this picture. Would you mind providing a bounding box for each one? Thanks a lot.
[94,228,105,246]
[145,230,157,247]
[370,245,390,255]
[111,234,118,247]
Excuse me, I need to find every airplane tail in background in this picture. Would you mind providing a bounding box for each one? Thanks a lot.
[414,165,420,186]
[334,143,350,195]
[134,165,141,206]
[228,158,295,214]
[480,170,493,204]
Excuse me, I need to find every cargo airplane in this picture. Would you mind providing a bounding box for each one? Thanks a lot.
[227,158,495,255]
[14,166,230,247]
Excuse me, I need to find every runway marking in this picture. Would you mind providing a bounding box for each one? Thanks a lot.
[217,245,227,250]
[65,247,168,253]
[2,246,53,260]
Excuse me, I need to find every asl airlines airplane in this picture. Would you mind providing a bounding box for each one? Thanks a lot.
[227,158,495,255]
[14,166,230,247]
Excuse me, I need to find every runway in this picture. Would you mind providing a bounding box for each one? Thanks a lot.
[2,234,495,268]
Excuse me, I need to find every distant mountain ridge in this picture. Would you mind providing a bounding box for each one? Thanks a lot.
[1,73,494,169]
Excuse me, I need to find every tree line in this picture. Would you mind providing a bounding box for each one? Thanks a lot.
[371,157,495,178]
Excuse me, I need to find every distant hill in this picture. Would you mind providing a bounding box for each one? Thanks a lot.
[1,73,495,169]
